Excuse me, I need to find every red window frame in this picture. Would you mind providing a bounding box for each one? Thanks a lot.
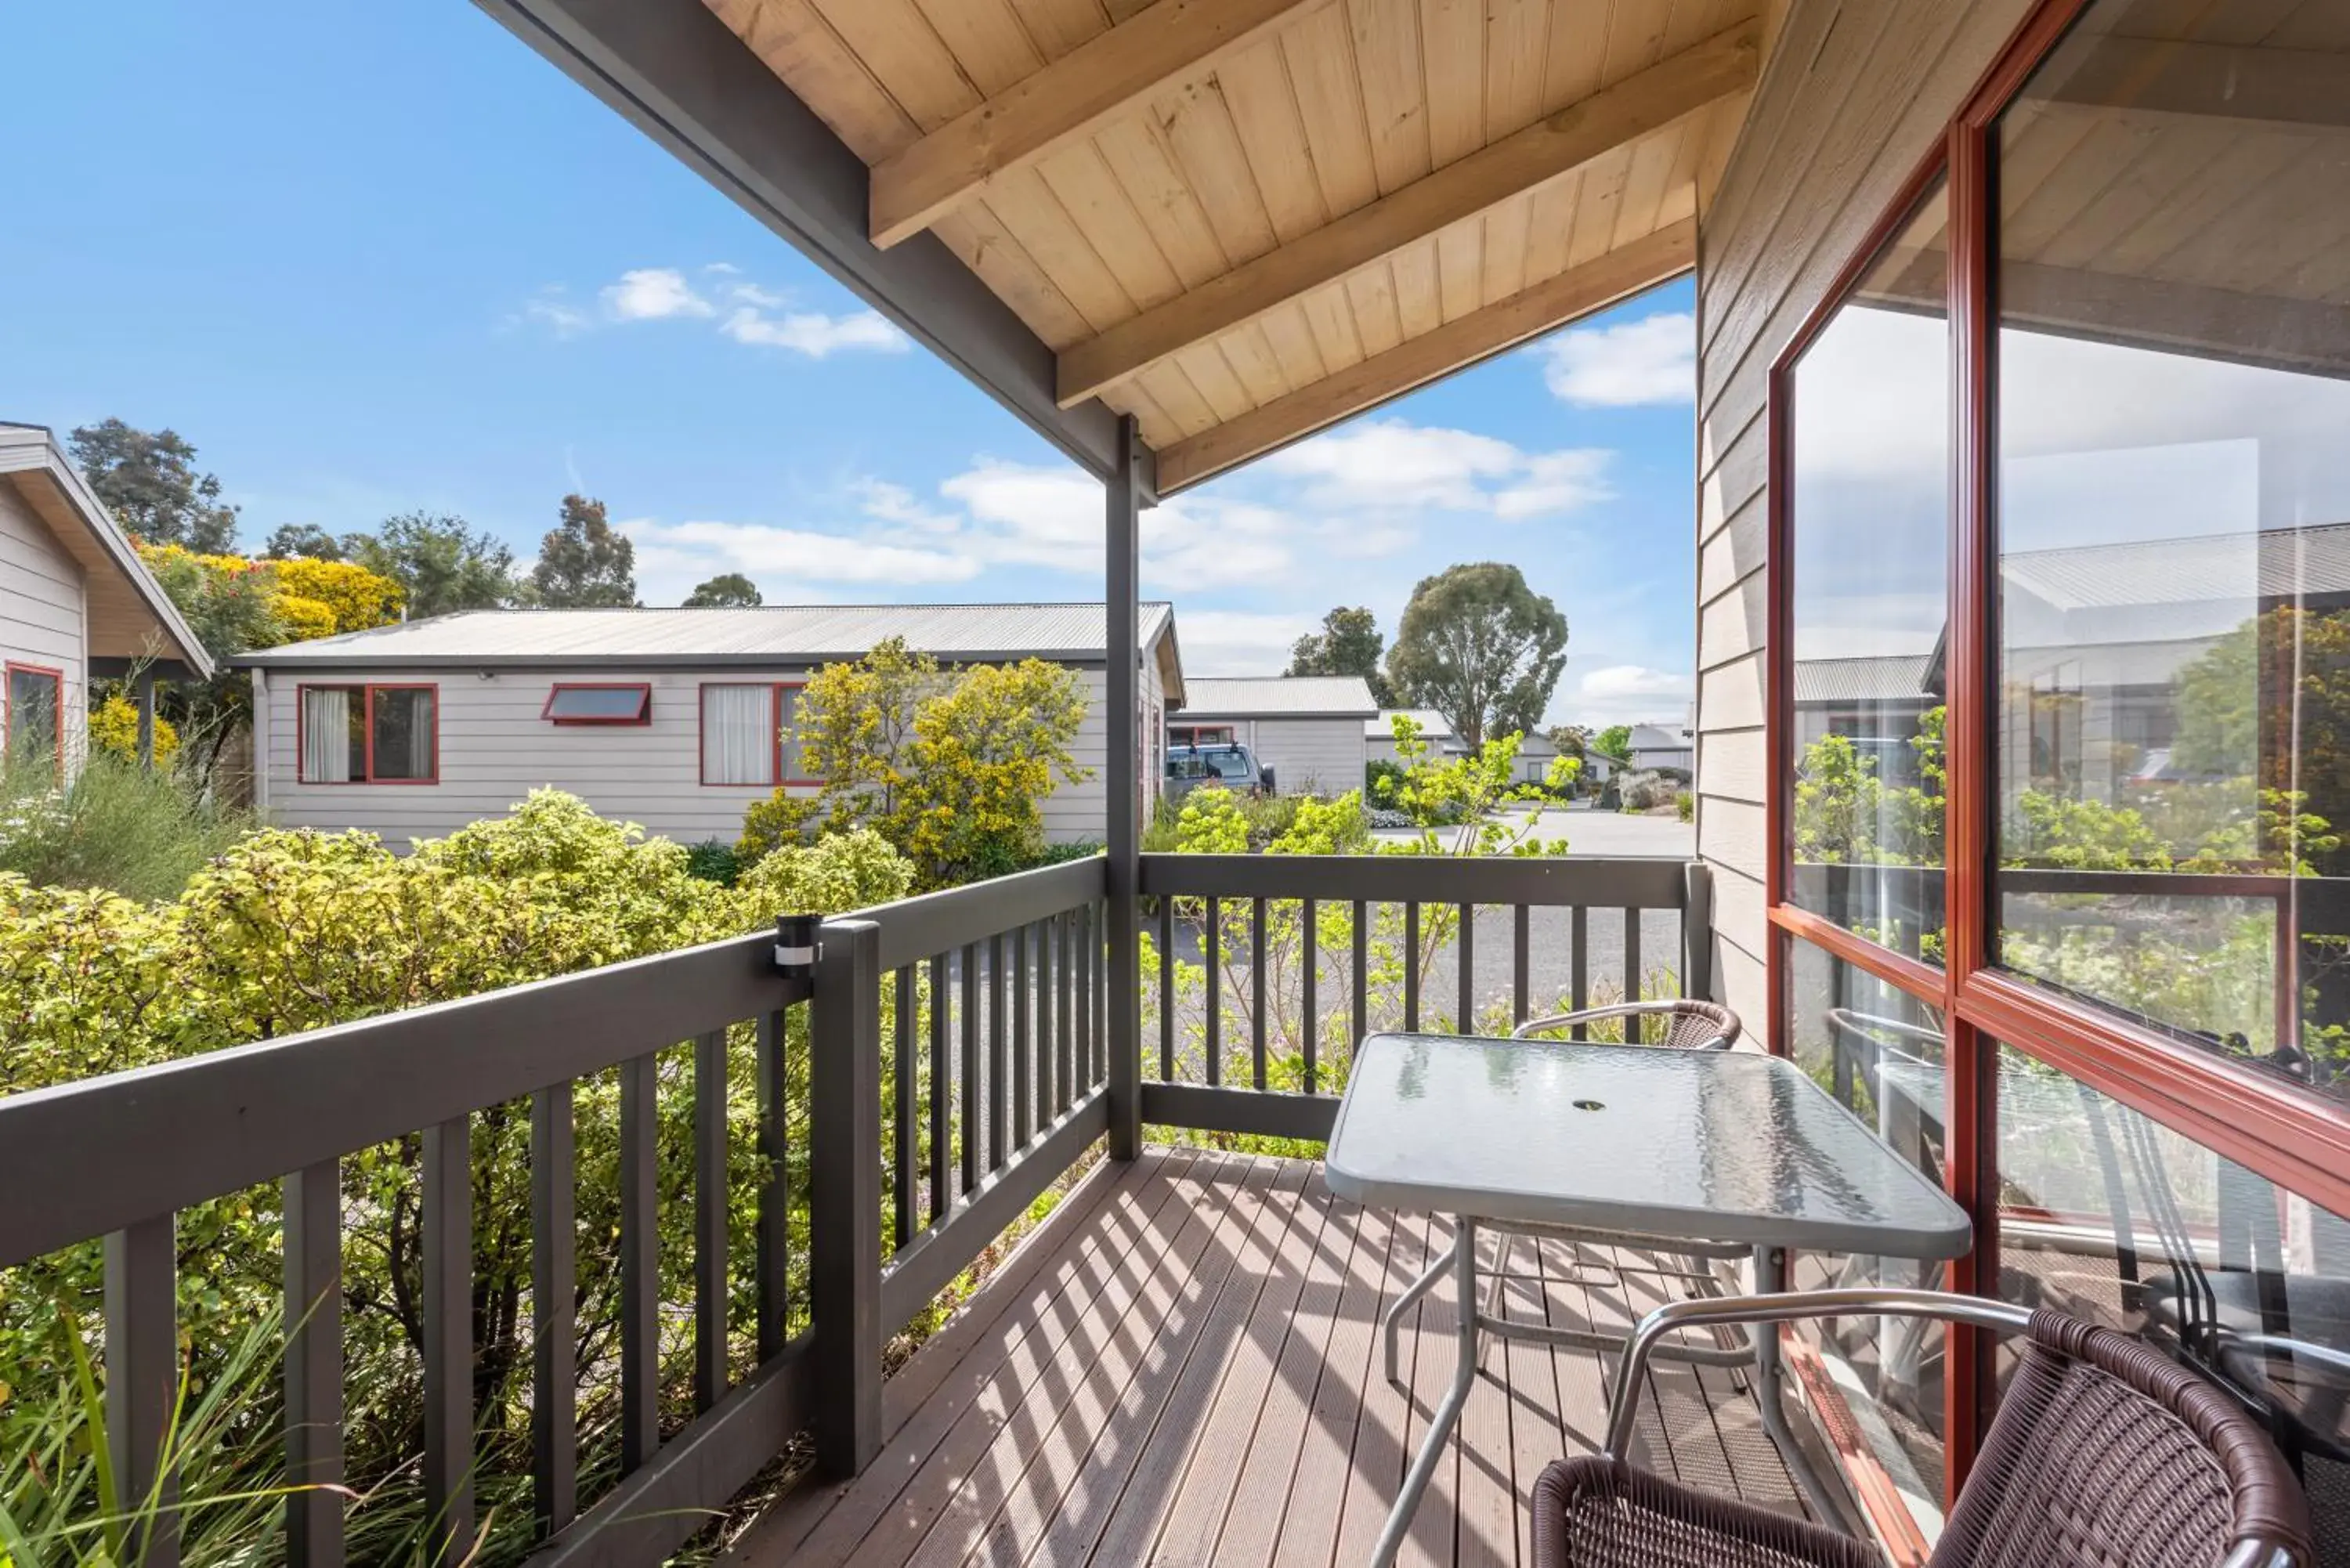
[1763,0,2350,1512]
[1169,724,1235,748]
[295,682,441,786]
[698,681,818,788]
[541,682,653,725]
[5,662,66,779]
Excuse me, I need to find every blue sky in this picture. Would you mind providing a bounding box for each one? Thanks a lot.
[0,2,1696,728]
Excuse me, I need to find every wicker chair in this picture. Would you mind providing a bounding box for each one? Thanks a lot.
[1529,1287,2315,1568]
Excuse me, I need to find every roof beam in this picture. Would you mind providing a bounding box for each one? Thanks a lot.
[1056,16,1759,408]
[871,0,1329,249]
[1157,219,1696,493]
[473,0,1154,497]
[2041,35,2350,129]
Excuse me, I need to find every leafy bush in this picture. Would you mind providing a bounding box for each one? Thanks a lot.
[1365,757,1406,804]
[1025,839,1105,869]
[85,692,179,767]
[685,836,743,885]
[1676,789,1694,822]
[0,752,249,902]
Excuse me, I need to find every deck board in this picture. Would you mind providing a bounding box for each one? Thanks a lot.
[735,1149,1807,1568]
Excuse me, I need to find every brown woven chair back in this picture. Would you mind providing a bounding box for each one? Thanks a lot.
[1658,999,1740,1051]
[1930,1311,2313,1567]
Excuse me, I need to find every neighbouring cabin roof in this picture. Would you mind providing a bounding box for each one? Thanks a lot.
[2001,518,2350,613]
[1793,654,1938,706]
[1181,674,1377,719]
[233,601,1180,686]
[1627,723,1691,752]
[1365,708,1453,741]
[0,424,213,677]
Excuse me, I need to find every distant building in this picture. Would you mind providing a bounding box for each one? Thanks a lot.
[1626,721,1694,775]
[1365,707,1456,766]
[1171,674,1376,796]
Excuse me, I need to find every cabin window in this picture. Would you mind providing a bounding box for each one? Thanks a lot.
[5,665,62,776]
[1784,174,1950,963]
[543,683,652,724]
[300,684,438,783]
[703,683,808,786]
[1169,724,1234,748]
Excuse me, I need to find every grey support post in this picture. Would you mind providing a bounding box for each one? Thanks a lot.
[811,917,884,1478]
[1105,414,1144,1162]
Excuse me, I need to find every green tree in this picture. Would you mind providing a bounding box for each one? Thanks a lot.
[262,522,344,560]
[685,571,763,608]
[1288,605,1394,705]
[1593,724,1632,761]
[530,493,637,608]
[1386,562,1568,749]
[67,418,240,551]
[347,511,519,618]
[2174,608,2350,876]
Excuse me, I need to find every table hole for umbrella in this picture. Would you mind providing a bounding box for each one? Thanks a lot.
[1574,1099,1606,1111]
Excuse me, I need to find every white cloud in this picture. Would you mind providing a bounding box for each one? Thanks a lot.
[602,268,714,321]
[622,517,981,605]
[516,291,591,337]
[1173,610,1321,677]
[1494,450,1614,519]
[1258,419,1614,520]
[721,306,908,357]
[1572,663,1694,727]
[1540,310,1694,406]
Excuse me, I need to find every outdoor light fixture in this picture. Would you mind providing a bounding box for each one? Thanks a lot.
[773,914,820,979]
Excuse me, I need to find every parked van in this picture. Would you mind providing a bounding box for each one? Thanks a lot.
[1165,742,1274,801]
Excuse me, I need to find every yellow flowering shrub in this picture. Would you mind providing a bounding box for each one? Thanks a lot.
[85,692,179,765]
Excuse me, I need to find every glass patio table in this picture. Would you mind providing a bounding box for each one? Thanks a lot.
[1325,1031,1974,1565]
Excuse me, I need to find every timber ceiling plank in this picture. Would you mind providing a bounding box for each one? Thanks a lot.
[1156,216,1694,491]
[869,0,1333,247]
[1053,14,1758,405]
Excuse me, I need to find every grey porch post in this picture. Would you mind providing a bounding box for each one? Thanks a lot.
[1105,414,1144,1162]
[135,672,157,768]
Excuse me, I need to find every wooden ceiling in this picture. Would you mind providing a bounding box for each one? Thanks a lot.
[706,0,1758,490]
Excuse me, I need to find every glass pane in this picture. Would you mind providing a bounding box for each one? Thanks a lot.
[545,685,649,721]
[6,669,60,773]
[368,688,436,782]
[1993,1042,2350,1555]
[1785,937,1950,1534]
[1788,176,1950,963]
[1992,2,2350,1105]
[702,685,772,786]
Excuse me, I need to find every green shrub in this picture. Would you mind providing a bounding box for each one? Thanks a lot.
[1365,758,1406,804]
[685,836,743,884]
[1025,839,1105,869]
[0,752,251,902]
[1676,789,1694,822]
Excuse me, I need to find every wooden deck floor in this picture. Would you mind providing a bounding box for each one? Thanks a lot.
[736,1147,1806,1568]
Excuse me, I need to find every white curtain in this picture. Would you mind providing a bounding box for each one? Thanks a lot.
[703,685,773,786]
[400,691,435,779]
[303,688,351,782]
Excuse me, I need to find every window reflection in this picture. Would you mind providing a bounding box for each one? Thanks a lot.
[1994,1042,2350,1555]
[1788,177,1950,962]
[1786,938,1949,1534]
[1991,5,2350,1104]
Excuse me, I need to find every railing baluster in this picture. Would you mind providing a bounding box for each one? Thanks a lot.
[1571,905,1589,1039]
[989,933,1009,1169]
[1251,897,1269,1089]
[422,1115,473,1562]
[1205,895,1222,1087]
[1036,918,1054,1130]
[1014,927,1033,1147]
[531,1083,578,1537]
[1158,894,1175,1081]
[755,1007,789,1357]
[1404,901,1421,1031]
[1513,904,1531,1028]
[620,1053,659,1475]
[1073,905,1092,1095]
[106,1214,178,1568]
[1095,899,1108,1086]
[1624,908,1643,1037]
[285,1161,342,1568]
[960,943,980,1195]
[1352,900,1368,1053]
[1457,902,1475,1032]
[928,952,950,1224]
[1058,912,1075,1112]
[1302,898,1318,1095]
[695,1030,728,1413]
[894,967,916,1249]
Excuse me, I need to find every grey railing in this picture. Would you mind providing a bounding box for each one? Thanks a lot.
[0,850,1705,1567]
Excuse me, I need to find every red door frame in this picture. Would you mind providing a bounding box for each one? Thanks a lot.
[1762,0,2350,1519]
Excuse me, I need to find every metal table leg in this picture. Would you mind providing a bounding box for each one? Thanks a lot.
[1383,1230,1457,1387]
[1750,1244,1847,1526]
[1372,1217,1479,1568]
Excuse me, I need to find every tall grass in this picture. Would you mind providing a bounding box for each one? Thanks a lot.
[0,753,252,902]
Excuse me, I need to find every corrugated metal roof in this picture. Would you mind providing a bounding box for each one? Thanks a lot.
[1184,674,1377,717]
[1794,654,1936,705]
[1364,707,1452,739]
[2003,520,2350,612]
[234,602,1176,668]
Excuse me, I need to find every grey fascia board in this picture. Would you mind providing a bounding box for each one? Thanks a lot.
[230,649,1122,671]
[473,0,1156,500]
[1180,708,1382,721]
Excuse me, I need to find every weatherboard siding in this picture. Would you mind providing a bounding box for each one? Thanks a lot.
[1248,717,1367,797]
[260,663,1141,849]
[0,481,89,772]
[1692,0,2034,1024]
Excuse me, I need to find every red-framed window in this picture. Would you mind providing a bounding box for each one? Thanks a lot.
[296,683,439,784]
[5,663,64,778]
[699,682,815,787]
[542,683,652,725]
[1766,0,2350,1548]
[1168,724,1235,749]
